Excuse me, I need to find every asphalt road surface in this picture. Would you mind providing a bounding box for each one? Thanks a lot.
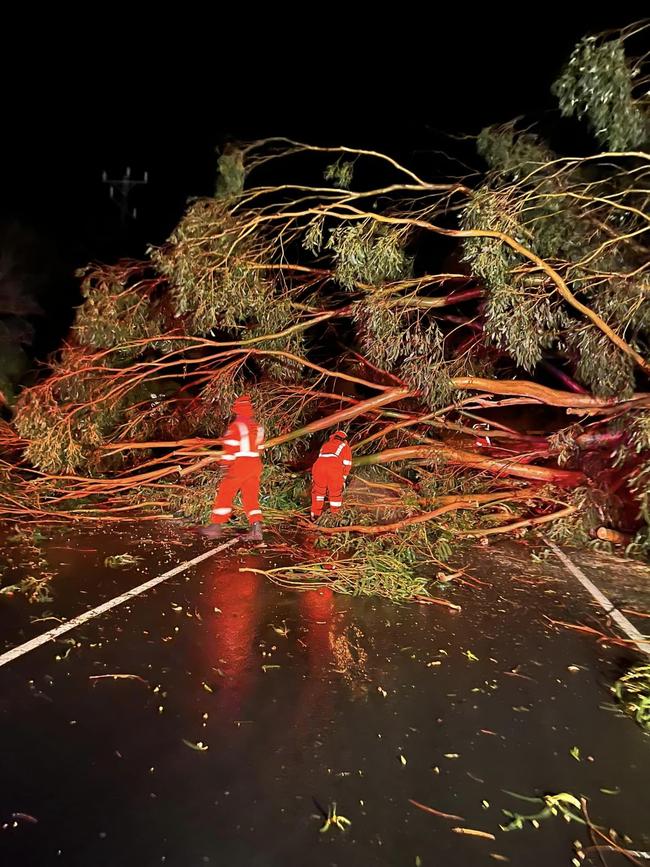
[0,525,648,866]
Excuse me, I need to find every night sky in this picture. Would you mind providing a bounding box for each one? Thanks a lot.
[0,11,641,359]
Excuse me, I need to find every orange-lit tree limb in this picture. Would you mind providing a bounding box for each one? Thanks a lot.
[310,490,541,535]
[354,445,584,486]
[450,377,649,409]
[179,387,411,477]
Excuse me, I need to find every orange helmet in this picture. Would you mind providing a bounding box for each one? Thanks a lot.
[233,394,254,417]
[333,430,347,440]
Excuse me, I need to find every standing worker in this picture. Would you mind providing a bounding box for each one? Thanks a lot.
[311,430,352,521]
[200,395,264,541]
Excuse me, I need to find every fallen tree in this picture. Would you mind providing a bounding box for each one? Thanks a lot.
[1,21,649,572]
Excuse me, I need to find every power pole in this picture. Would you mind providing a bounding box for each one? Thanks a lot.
[102,167,149,225]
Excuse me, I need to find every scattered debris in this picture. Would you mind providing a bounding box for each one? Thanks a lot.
[181,740,209,752]
[319,803,351,834]
[269,621,290,637]
[500,791,585,832]
[89,674,148,685]
[409,799,464,822]
[0,575,53,604]
[452,827,496,840]
[612,663,650,731]
[104,554,143,569]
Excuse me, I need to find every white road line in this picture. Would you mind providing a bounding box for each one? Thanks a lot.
[545,539,650,657]
[0,538,238,669]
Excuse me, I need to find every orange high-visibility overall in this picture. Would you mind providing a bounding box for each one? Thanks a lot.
[211,417,264,525]
[311,435,352,516]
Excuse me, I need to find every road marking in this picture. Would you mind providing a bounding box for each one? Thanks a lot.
[545,539,650,657]
[0,539,238,669]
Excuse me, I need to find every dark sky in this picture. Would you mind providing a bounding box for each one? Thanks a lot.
[0,10,643,354]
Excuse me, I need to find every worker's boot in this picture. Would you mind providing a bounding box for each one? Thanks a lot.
[199,523,225,539]
[241,521,263,543]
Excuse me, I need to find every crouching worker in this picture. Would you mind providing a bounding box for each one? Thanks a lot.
[310,430,352,521]
[200,395,264,542]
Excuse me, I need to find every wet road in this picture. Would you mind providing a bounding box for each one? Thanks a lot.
[0,525,648,866]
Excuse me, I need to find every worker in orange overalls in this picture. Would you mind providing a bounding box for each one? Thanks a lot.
[310,430,352,521]
[200,395,264,542]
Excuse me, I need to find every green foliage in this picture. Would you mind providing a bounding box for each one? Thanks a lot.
[625,526,650,560]
[416,463,498,500]
[315,482,480,584]
[612,663,650,731]
[0,529,54,603]
[151,200,266,334]
[548,425,582,467]
[475,126,585,261]
[216,147,245,198]
[552,35,647,150]
[476,127,650,315]
[335,550,431,602]
[461,185,570,372]
[241,300,306,382]
[566,325,635,397]
[259,464,308,515]
[245,384,313,464]
[283,497,473,601]
[568,277,650,398]
[353,300,410,369]
[324,159,354,190]
[400,322,455,409]
[545,486,616,546]
[485,282,570,372]
[477,124,553,179]
[466,117,648,392]
[302,216,325,255]
[500,791,585,833]
[104,553,143,568]
[13,370,178,474]
[168,468,222,525]
[14,390,100,473]
[73,265,165,351]
[629,412,650,454]
[353,300,456,408]
[461,186,519,289]
[271,540,434,604]
[150,198,302,361]
[327,220,413,290]
[629,458,650,527]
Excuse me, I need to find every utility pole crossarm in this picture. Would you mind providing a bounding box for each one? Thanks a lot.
[102,167,149,223]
